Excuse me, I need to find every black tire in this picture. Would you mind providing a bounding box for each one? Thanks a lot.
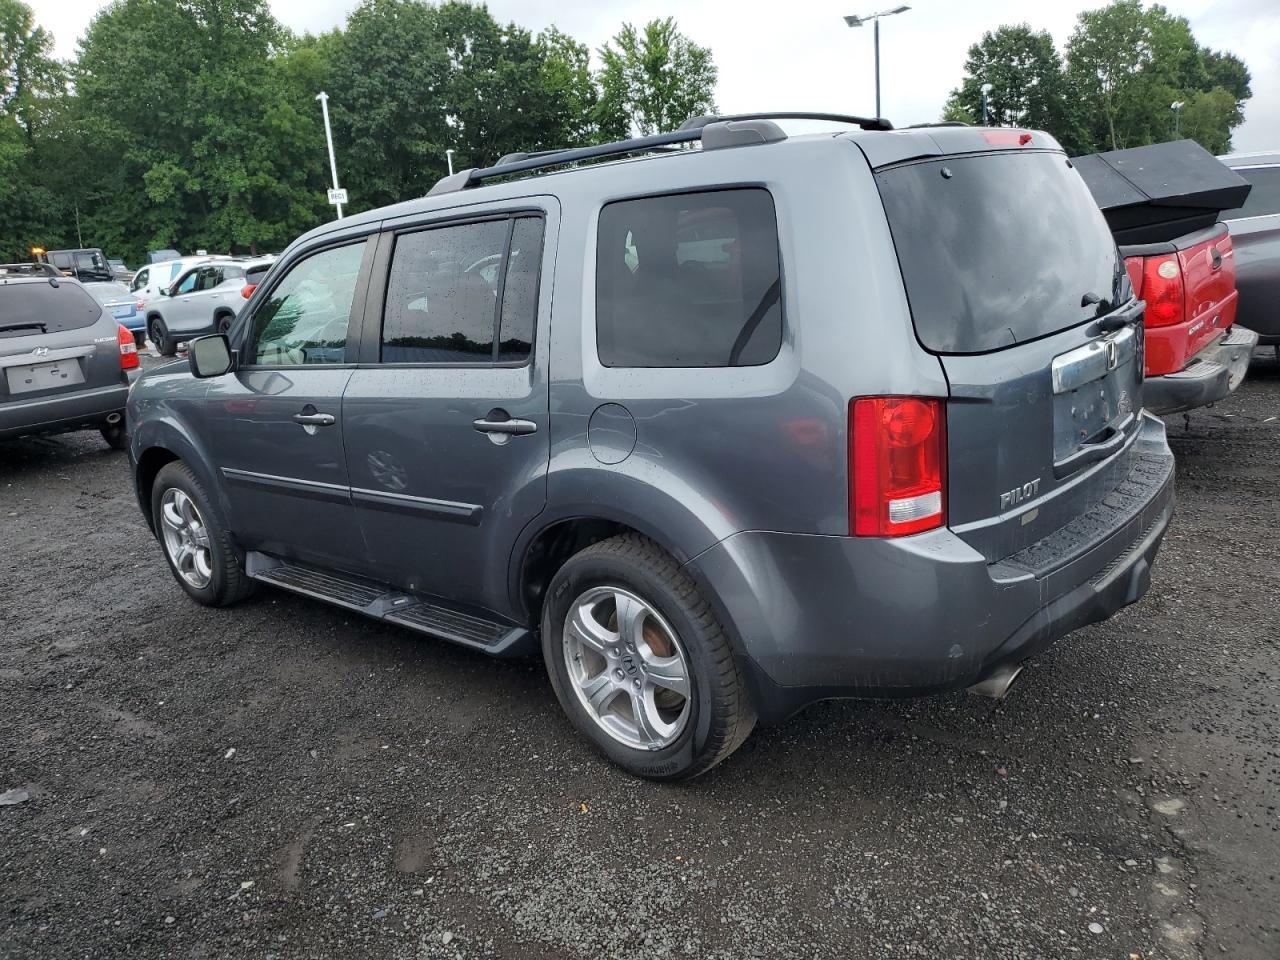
[149,316,175,357]
[150,460,255,607]
[99,420,128,451]
[541,533,755,780]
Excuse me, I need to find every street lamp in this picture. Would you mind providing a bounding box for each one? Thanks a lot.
[446,149,455,177]
[315,91,345,219]
[1170,100,1185,137]
[843,5,911,119]
[981,83,994,126]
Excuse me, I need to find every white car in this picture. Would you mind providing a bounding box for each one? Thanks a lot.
[129,256,211,318]
[143,257,275,356]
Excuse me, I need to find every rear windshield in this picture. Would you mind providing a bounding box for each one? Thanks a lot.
[875,151,1123,354]
[0,280,102,339]
[85,281,132,304]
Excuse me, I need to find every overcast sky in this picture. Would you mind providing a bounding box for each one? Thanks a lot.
[33,0,1278,152]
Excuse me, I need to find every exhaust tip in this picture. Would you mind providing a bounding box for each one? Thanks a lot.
[967,663,1024,699]
[105,412,123,425]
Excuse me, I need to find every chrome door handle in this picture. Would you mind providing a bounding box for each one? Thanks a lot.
[472,417,537,436]
[292,412,336,426]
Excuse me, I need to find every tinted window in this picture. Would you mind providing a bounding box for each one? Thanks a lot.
[247,241,366,365]
[1221,165,1280,219]
[596,189,782,367]
[50,253,71,269]
[382,216,543,364]
[196,267,221,291]
[876,152,1123,354]
[0,281,101,339]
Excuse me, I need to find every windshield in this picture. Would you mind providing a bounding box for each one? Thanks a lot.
[0,280,101,338]
[875,151,1124,354]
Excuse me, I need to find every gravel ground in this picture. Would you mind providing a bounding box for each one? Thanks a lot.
[2,352,1277,959]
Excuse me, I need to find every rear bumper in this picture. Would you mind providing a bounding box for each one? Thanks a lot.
[686,414,1174,724]
[0,379,133,440]
[1144,325,1258,415]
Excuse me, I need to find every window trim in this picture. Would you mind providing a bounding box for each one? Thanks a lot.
[235,234,376,371]
[372,209,546,369]
[593,185,786,370]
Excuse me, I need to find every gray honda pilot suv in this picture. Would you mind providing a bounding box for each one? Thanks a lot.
[128,114,1175,779]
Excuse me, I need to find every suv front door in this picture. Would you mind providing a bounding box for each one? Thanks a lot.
[341,207,556,614]
[201,237,375,570]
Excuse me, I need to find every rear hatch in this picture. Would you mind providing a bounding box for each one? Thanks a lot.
[873,145,1149,563]
[0,279,123,405]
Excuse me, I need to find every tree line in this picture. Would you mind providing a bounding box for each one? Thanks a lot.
[0,0,717,263]
[942,0,1251,157]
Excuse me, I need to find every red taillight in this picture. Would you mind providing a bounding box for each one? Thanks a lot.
[850,397,946,537]
[241,283,257,299]
[1141,256,1183,328]
[982,129,1032,146]
[117,324,139,370]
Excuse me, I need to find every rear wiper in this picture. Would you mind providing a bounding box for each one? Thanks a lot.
[0,321,47,333]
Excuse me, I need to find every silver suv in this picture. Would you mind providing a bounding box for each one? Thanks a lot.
[128,114,1175,779]
[144,256,275,355]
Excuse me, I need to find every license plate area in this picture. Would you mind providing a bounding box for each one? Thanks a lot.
[5,359,86,395]
[1051,326,1140,463]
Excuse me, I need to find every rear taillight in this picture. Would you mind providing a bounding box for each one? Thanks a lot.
[117,324,139,370]
[850,397,946,537]
[241,283,257,299]
[1141,256,1183,328]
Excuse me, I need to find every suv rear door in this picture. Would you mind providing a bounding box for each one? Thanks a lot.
[340,203,557,615]
[1220,161,1280,338]
[872,145,1149,563]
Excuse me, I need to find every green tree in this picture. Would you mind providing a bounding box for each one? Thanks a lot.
[0,0,64,139]
[595,18,717,139]
[943,24,1087,152]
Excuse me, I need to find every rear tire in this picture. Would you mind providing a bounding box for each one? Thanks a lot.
[149,316,175,357]
[151,461,255,607]
[541,533,755,780]
[99,421,128,451]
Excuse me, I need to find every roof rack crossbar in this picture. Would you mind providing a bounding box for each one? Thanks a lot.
[679,111,893,132]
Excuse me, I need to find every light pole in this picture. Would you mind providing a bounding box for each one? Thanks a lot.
[981,83,994,126]
[843,5,911,119]
[315,91,344,219]
[1170,100,1184,137]
[446,149,455,176]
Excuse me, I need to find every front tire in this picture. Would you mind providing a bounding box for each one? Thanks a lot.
[149,316,175,357]
[541,534,755,780]
[151,461,255,607]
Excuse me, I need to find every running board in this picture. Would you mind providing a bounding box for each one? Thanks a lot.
[244,552,531,656]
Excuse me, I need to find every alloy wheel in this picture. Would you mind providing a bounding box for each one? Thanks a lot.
[562,585,692,751]
[159,488,213,589]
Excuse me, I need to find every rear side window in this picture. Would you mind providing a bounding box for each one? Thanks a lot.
[381,215,543,364]
[596,189,782,367]
[0,281,101,339]
[1221,165,1280,219]
[876,151,1123,354]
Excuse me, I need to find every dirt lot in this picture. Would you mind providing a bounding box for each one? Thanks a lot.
[2,353,1278,960]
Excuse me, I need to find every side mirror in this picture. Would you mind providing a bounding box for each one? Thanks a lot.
[189,334,234,378]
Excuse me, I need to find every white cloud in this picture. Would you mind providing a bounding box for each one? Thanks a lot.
[31,0,1278,151]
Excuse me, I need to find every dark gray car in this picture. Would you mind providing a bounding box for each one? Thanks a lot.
[1219,151,1280,348]
[1,268,140,448]
[127,116,1175,779]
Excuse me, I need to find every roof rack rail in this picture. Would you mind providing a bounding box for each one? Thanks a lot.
[678,111,893,132]
[904,121,971,129]
[0,262,61,277]
[428,118,787,197]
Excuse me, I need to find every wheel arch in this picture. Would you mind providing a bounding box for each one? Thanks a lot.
[131,418,230,538]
